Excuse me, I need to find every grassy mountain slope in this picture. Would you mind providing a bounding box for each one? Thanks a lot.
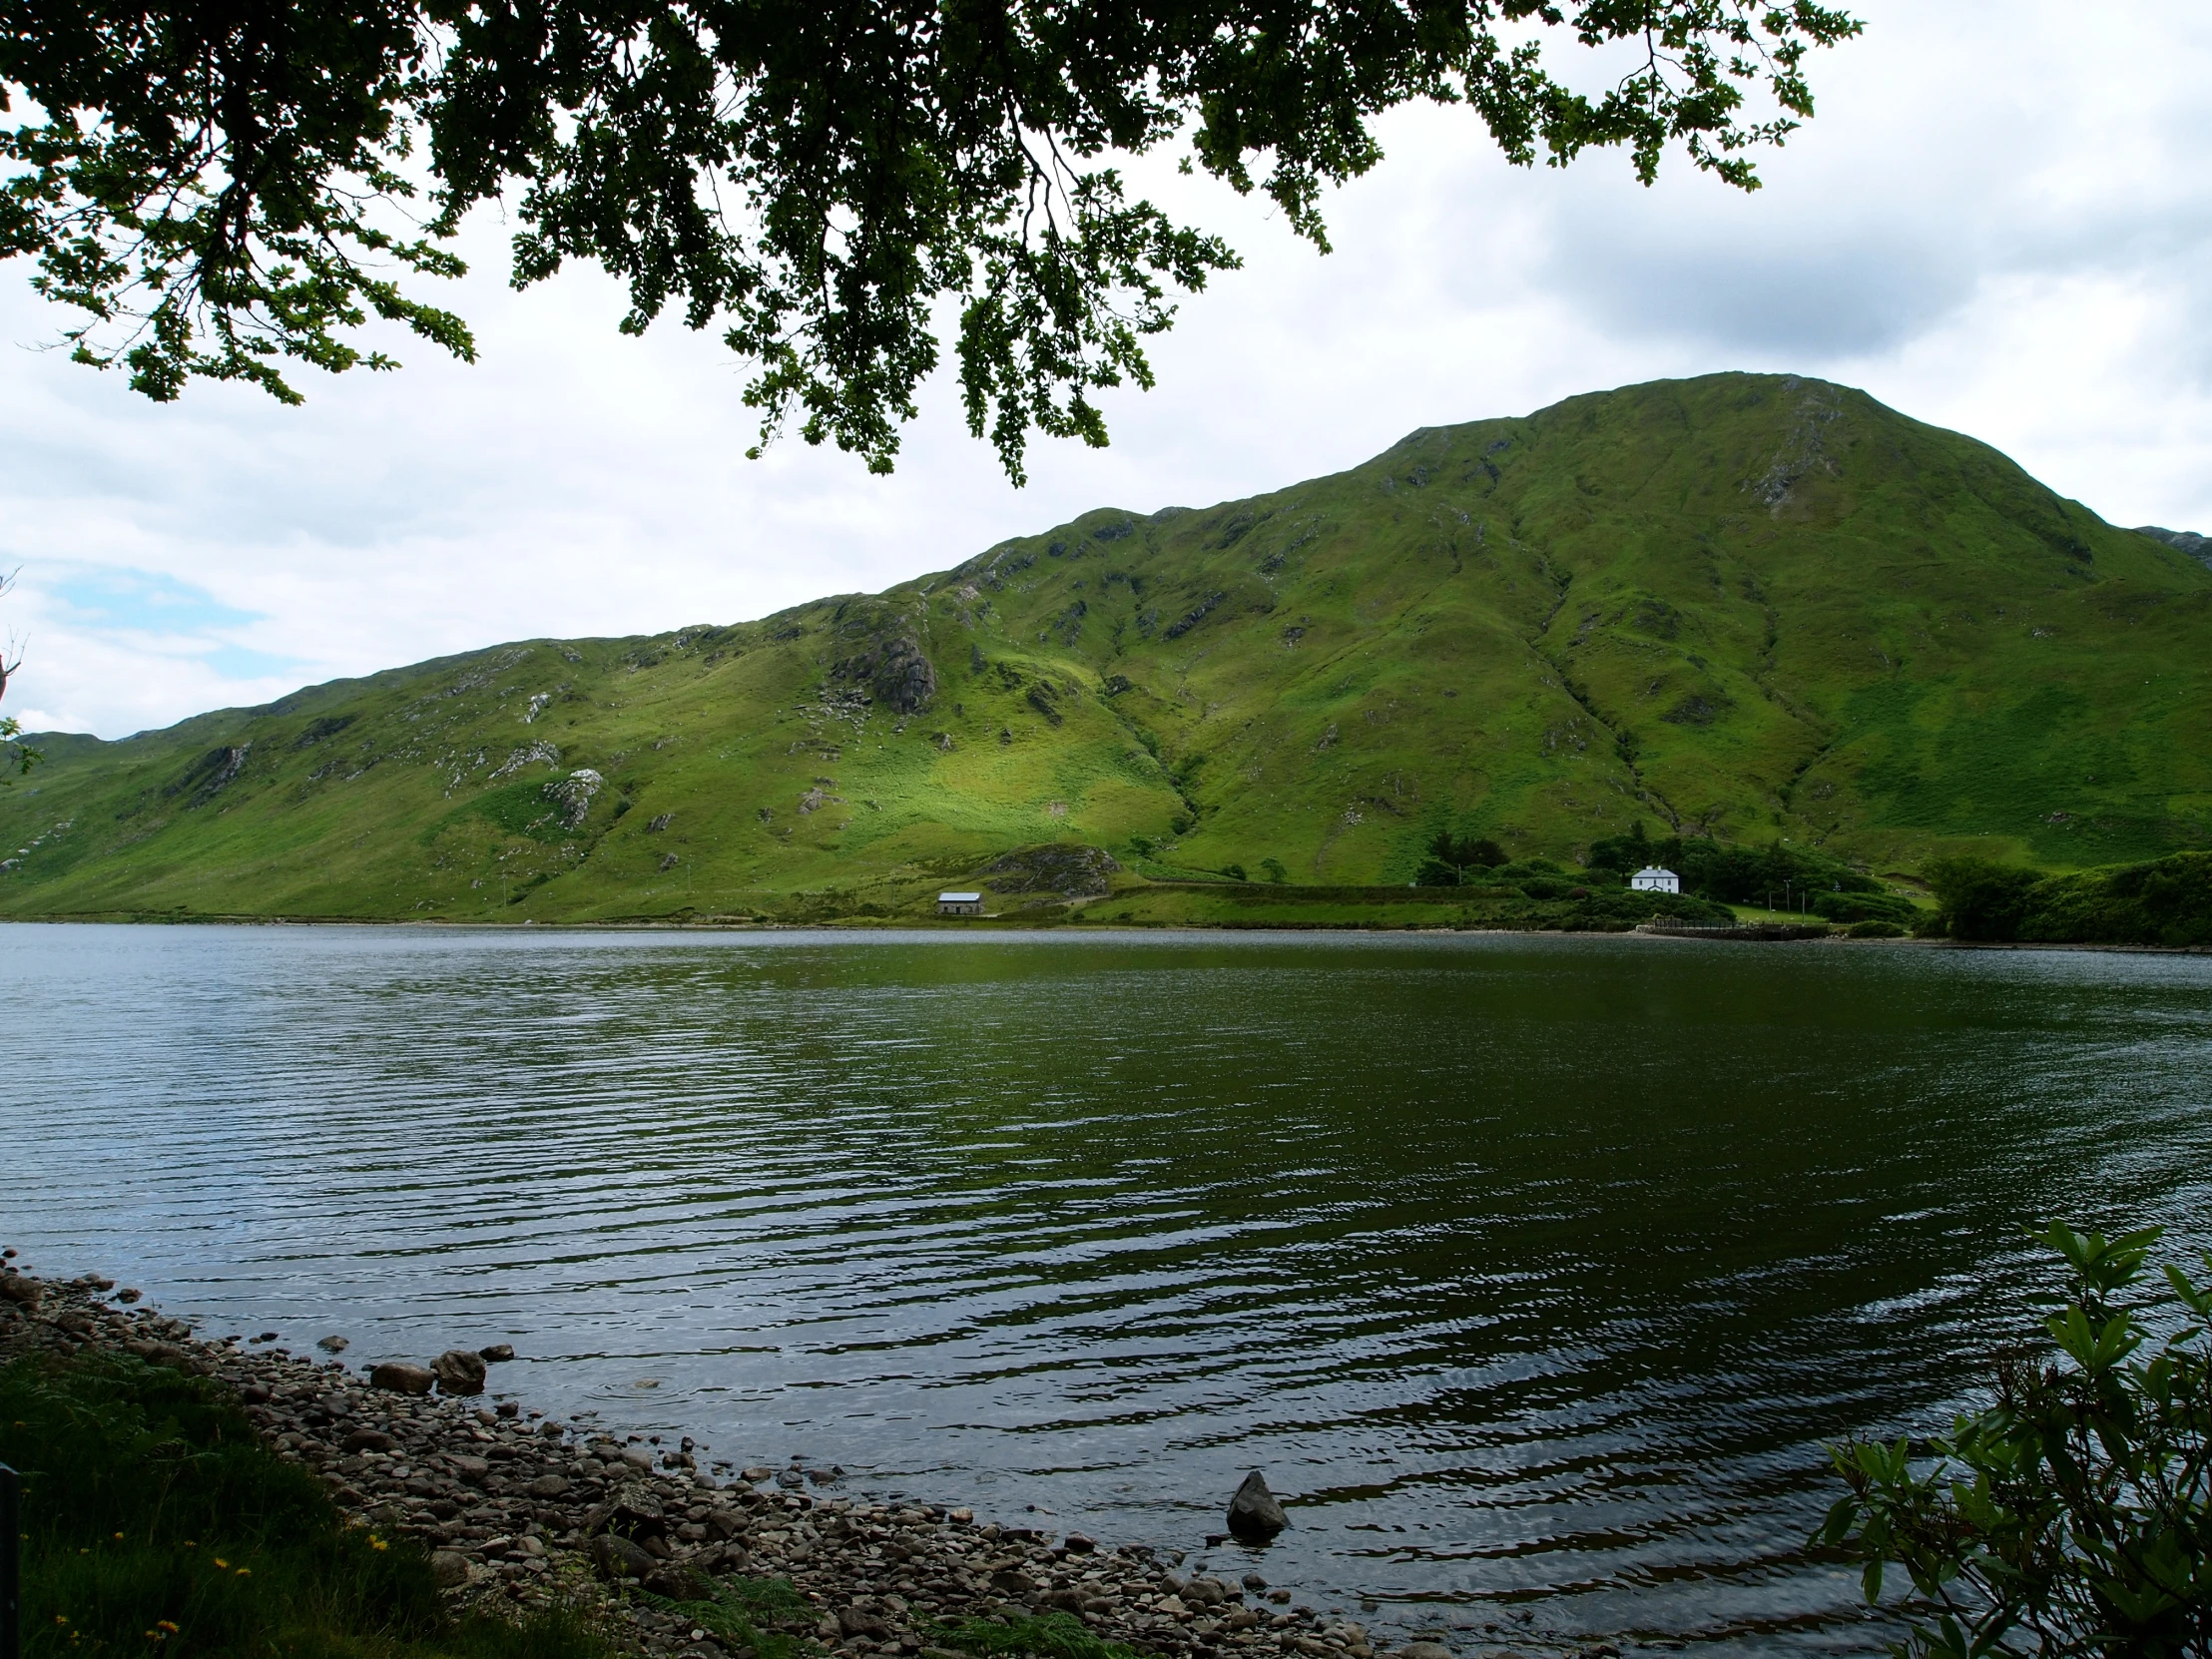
[4,371,2207,922]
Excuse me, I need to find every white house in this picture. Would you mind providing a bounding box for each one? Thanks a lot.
[1629,866,1681,894]
[937,891,984,916]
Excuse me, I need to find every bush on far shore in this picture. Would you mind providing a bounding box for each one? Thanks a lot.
[1927,850,2212,947]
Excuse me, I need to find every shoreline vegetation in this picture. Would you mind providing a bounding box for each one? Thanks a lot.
[6,846,2212,954]
[2,1262,1520,1659]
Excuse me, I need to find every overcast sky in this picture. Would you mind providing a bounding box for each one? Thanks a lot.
[4,0,2209,739]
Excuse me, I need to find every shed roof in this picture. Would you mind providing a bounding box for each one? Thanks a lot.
[938,891,983,902]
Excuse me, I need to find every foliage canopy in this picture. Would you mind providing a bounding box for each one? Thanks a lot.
[1822,1224,2212,1659]
[3,0,1859,477]
[1927,853,2212,949]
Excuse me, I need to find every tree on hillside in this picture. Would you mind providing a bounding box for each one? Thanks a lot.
[1,0,1861,480]
[1414,829,1507,885]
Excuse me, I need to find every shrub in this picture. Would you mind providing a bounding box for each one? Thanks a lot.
[1927,856,2042,941]
[1819,1224,2212,1658]
[1412,830,1510,886]
[1847,918,1907,938]
[1815,890,1920,925]
[1926,851,2212,947]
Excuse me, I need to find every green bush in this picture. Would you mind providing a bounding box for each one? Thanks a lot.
[1926,856,2042,941]
[1847,918,1907,938]
[3,1349,608,1658]
[1411,830,1509,886]
[1928,851,2212,946]
[1820,1224,2211,1658]
[1814,889,1920,925]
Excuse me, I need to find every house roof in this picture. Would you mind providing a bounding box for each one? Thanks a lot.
[938,891,982,902]
[1632,866,1678,878]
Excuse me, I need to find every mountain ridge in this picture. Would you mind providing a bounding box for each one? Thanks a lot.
[4,370,2208,922]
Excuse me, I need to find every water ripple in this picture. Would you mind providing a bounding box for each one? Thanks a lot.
[6,924,2211,1653]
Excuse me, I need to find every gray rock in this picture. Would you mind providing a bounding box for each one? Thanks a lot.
[341,1427,396,1452]
[1398,1644,1452,1659]
[369,1362,435,1395]
[1227,1470,1288,1540]
[526,1473,571,1499]
[428,1549,473,1588]
[448,1454,491,1485]
[316,1335,349,1353]
[644,1563,712,1600]
[478,1344,515,1363]
[0,1275,44,1311]
[432,1349,488,1395]
[589,1533,657,1580]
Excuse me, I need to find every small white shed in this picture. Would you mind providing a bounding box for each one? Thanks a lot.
[1629,865,1681,894]
[937,891,984,916]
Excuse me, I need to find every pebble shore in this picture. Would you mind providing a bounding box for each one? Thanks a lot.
[0,1261,1525,1659]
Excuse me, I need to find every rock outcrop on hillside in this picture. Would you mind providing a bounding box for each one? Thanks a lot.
[10,372,2210,921]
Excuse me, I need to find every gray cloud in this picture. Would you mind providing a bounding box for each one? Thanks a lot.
[4,0,2212,736]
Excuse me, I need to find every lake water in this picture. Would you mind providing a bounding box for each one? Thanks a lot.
[7,925,2211,1654]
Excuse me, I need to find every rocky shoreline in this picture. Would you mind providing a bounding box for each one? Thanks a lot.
[0,1260,1494,1659]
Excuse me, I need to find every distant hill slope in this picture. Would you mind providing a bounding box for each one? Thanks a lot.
[3,371,2208,922]
[2135,525,2212,567]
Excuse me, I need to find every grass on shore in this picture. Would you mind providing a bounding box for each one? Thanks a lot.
[2,1348,610,1658]
[1065,881,1735,931]
[931,1611,1144,1659]
[643,1572,817,1659]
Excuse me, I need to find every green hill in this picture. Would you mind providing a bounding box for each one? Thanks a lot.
[4,371,2208,923]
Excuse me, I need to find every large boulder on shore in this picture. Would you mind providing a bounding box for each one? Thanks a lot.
[645,1563,713,1601]
[588,1533,656,1581]
[369,1362,434,1395]
[1227,1470,1288,1540]
[432,1349,488,1395]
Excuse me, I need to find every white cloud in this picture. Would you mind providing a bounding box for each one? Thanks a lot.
[3,0,2211,737]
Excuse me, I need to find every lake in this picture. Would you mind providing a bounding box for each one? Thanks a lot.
[7,925,2210,1653]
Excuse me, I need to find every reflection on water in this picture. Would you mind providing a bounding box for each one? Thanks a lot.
[7,925,2211,1652]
